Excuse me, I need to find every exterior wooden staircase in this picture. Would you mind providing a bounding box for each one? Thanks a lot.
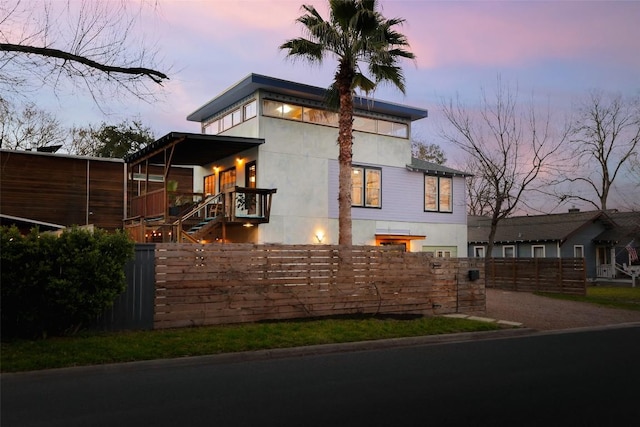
[173,186,276,243]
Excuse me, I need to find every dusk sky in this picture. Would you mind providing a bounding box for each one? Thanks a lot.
[32,0,640,211]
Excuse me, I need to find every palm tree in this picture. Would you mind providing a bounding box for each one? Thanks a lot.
[280,0,414,245]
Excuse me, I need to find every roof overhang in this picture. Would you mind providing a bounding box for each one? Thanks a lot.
[187,73,429,123]
[376,234,426,240]
[125,132,265,166]
[407,158,472,177]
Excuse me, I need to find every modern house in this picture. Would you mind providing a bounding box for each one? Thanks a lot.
[1,74,471,254]
[468,209,640,282]
[124,73,470,253]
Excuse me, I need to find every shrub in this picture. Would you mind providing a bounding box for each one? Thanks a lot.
[1,226,134,339]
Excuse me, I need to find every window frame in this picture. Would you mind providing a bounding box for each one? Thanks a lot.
[573,245,584,258]
[424,175,453,213]
[474,246,485,258]
[351,166,382,208]
[532,245,546,258]
[503,245,515,258]
[219,167,236,192]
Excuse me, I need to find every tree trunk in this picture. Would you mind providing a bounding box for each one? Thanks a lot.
[336,64,354,247]
[335,63,355,287]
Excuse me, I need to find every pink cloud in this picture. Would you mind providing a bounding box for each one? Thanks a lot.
[398,1,640,69]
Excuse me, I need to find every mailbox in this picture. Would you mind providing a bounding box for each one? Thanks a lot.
[468,269,480,281]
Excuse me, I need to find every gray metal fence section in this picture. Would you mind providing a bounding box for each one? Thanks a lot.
[95,243,156,331]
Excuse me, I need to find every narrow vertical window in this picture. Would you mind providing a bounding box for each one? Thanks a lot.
[439,177,452,212]
[424,176,438,211]
[244,100,257,120]
[365,169,381,207]
[204,174,216,195]
[352,167,364,206]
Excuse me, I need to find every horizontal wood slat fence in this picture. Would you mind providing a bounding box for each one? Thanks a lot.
[487,258,586,295]
[154,244,485,329]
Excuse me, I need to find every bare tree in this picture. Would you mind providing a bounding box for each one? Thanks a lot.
[0,97,67,150]
[556,91,640,211]
[459,155,493,216]
[0,0,168,105]
[440,77,567,259]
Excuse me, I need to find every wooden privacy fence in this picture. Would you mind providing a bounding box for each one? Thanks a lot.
[487,258,586,295]
[154,244,485,329]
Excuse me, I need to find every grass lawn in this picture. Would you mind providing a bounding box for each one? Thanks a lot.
[5,286,637,374]
[1,316,501,373]
[538,286,640,311]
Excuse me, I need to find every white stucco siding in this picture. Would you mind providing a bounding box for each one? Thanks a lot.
[352,132,411,167]
[258,117,338,158]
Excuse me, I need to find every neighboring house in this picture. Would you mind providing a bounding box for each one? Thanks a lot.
[0,149,126,232]
[125,73,470,253]
[468,209,640,281]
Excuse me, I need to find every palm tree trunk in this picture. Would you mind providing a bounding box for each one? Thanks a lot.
[336,64,355,287]
[337,64,354,247]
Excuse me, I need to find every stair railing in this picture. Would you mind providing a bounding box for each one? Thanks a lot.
[173,193,226,242]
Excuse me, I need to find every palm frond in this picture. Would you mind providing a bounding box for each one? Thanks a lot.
[352,73,376,94]
[280,38,325,63]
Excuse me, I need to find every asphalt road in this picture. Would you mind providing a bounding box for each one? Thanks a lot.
[2,324,640,427]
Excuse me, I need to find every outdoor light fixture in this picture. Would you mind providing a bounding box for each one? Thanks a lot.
[315,231,324,243]
[243,223,254,228]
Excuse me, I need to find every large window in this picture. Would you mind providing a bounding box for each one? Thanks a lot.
[424,176,452,212]
[352,166,381,208]
[219,167,236,192]
[263,100,408,139]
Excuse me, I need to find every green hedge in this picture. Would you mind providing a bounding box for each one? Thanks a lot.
[1,226,134,339]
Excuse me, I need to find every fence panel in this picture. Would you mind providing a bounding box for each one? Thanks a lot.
[153,244,485,329]
[487,257,586,295]
[95,243,156,331]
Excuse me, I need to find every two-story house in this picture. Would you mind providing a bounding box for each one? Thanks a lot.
[124,74,470,254]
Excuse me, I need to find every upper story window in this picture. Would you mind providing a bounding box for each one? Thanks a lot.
[263,100,302,120]
[203,100,257,135]
[262,100,408,139]
[574,245,584,258]
[352,166,381,208]
[424,175,452,212]
[244,100,257,120]
[474,246,485,258]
